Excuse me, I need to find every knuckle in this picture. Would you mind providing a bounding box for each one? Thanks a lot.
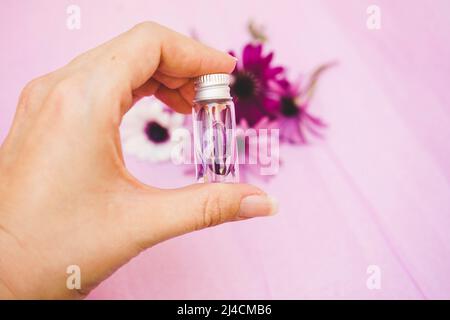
[17,72,83,118]
[16,76,51,115]
[46,77,80,105]
[200,185,228,229]
[20,77,48,102]
[132,21,160,34]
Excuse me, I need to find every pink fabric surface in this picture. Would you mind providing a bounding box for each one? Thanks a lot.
[1,0,449,299]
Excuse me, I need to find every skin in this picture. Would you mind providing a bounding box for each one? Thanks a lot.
[0,22,276,299]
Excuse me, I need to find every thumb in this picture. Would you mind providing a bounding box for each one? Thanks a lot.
[127,183,278,248]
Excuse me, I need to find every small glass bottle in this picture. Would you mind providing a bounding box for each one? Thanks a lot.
[192,73,239,183]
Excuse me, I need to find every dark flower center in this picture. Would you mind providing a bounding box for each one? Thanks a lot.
[144,121,169,143]
[280,96,300,117]
[232,72,258,100]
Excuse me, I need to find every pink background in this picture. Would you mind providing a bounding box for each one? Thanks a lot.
[1,0,450,299]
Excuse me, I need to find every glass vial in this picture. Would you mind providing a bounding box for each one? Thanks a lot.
[192,73,239,183]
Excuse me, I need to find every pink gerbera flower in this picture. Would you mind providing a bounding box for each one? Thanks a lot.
[230,43,284,127]
[275,79,326,144]
[274,63,335,144]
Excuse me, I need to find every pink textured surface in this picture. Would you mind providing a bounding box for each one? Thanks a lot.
[1,0,450,299]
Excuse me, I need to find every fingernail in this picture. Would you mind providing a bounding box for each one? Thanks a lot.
[238,195,278,218]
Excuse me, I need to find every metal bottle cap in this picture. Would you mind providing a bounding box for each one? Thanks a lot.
[194,73,232,102]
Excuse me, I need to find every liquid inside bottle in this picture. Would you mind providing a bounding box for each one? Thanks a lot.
[193,74,239,183]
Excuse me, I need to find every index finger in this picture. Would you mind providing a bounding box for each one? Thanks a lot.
[72,22,236,103]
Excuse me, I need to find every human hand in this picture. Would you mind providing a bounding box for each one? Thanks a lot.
[0,22,277,299]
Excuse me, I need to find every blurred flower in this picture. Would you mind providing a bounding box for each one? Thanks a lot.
[274,78,326,144]
[274,63,335,143]
[120,98,184,162]
[248,20,268,43]
[230,43,284,126]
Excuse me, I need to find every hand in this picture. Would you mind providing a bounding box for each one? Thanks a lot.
[0,22,277,299]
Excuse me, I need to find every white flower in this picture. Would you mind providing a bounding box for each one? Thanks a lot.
[120,98,185,163]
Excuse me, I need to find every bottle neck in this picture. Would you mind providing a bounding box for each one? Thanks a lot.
[194,84,231,102]
[195,98,233,105]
